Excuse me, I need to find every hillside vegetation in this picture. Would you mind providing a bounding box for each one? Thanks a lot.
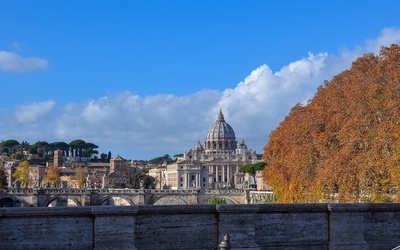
[263,44,400,203]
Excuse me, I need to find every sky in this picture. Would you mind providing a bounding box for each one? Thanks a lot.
[1,1,400,160]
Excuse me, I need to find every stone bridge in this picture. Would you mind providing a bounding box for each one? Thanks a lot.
[0,188,275,207]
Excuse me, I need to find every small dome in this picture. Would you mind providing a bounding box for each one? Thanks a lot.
[206,110,236,141]
[193,141,204,151]
[237,139,247,149]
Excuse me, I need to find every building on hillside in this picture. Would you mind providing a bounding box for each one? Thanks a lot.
[2,159,19,188]
[49,151,141,189]
[148,161,168,189]
[1,160,45,189]
[28,164,46,188]
[182,110,259,189]
[108,155,130,188]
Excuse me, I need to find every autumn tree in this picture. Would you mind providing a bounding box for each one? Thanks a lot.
[42,165,60,188]
[13,160,31,188]
[71,166,88,188]
[263,44,400,203]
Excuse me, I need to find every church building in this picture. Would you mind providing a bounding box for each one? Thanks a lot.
[179,110,259,189]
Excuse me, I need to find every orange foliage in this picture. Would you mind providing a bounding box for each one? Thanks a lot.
[263,44,400,203]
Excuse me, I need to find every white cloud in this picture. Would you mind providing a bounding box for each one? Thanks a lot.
[15,100,56,123]
[365,27,400,53]
[1,27,400,159]
[0,51,48,73]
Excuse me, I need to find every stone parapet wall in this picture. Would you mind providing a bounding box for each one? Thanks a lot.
[0,204,400,249]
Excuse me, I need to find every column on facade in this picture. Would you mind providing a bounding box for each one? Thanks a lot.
[209,166,213,184]
[222,165,225,184]
[227,166,231,187]
[196,173,200,187]
[215,165,219,184]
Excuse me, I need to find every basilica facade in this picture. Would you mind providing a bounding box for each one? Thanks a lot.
[180,110,259,189]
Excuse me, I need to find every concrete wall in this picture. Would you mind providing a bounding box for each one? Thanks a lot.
[0,204,400,249]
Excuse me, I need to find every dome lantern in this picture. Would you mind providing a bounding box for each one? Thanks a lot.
[205,110,237,152]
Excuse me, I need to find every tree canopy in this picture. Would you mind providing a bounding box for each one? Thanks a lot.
[0,166,8,190]
[12,160,31,188]
[148,154,174,165]
[239,162,266,179]
[0,138,104,163]
[71,166,88,188]
[207,197,227,204]
[128,173,156,189]
[42,165,61,188]
[263,44,400,203]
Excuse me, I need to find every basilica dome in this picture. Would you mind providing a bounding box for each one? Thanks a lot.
[205,110,237,151]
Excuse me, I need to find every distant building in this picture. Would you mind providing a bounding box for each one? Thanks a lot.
[182,110,259,189]
[108,155,128,188]
[164,160,209,190]
[28,164,46,188]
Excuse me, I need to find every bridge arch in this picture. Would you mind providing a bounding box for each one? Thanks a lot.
[0,194,31,207]
[67,197,82,207]
[99,195,134,206]
[151,196,189,205]
[44,196,61,207]
[206,196,239,204]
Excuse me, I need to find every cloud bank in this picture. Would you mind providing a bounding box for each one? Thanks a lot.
[1,28,400,159]
[0,51,48,73]
[15,100,56,123]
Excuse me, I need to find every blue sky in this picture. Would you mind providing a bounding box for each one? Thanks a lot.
[1,1,400,160]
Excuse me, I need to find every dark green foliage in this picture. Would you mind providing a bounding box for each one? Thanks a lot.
[1,139,20,148]
[129,173,156,189]
[239,162,266,179]
[148,154,174,164]
[0,166,8,190]
[207,197,227,204]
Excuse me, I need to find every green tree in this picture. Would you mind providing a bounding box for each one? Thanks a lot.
[33,141,50,157]
[207,197,227,204]
[69,139,86,160]
[129,173,156,189]
[107,151,112,163]
[13,160,31,188]
[239,162,266,181]
[2,139,20,154]
[82,142,99,158]
[148,154,174,164]
[100,153,108,163]
[49,141,69,155]
[0,166,8,190]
